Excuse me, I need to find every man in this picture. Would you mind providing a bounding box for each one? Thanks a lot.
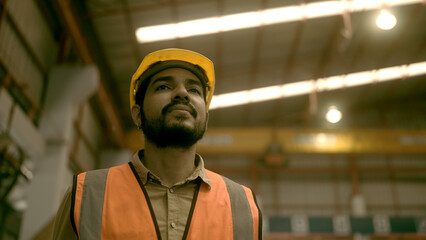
[52,48,262,240]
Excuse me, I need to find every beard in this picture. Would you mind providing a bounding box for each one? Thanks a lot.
[140,101,207,149]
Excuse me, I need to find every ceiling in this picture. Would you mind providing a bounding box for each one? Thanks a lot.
[65,0,426,143]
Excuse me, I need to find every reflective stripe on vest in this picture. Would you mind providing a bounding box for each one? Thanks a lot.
[222,175,253,240]
[79,169,109,239]
[72,163,261,239]
[73,164,158,239]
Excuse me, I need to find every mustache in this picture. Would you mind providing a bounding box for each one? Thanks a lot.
[162,101,197,118]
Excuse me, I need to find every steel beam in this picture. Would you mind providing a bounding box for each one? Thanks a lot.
[87,0,212,19]
[120,0,142,64]
[127,127,426,154]
[55,0,125,147]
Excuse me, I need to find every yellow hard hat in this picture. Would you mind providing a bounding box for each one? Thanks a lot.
[130,48,215,111]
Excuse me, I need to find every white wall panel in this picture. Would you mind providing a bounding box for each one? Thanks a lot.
[0,89,13,131]
[81,103,101,151]
[391,155,426,167]
[278,181,308,204]
[361,181,393,206]
[212,153,426,217]
[331,155,350,167]
[258,179,275,205]
[9,102,45,157]
[77,139,96,171]
[357,155,388,167]
[0,19,44,107]
[0,90,45,157]
[397,182,426,206]
[289,154,332,167]
[337,181,352,206]
[7,0,56,70]
[304,181,335,205]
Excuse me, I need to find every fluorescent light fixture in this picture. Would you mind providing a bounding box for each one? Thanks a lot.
[376,10,397,30]
[209,61,426,110]
[135,0,423,43]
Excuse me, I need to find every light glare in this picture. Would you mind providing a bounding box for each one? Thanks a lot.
[136,24,176,42]
[209,61,426,110]
[376,10,397,30]
[135,0,419,43]
[262,6,302,24]
[326,106,342,123]
[177,18,219,37]
[250,86,282,102]
[220,12,260,31]
[281,81,315,97]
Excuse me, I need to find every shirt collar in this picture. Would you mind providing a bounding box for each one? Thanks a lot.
[131,150,212,189]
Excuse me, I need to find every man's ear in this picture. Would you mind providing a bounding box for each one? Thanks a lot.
[131,104,142,128]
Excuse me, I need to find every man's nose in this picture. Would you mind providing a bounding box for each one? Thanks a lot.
[173,84,189,102]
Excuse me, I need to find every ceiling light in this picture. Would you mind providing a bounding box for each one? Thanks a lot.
[376,10,397,30]
[326,106,342,123]
[209,61,426,110]
[135,0,422,43]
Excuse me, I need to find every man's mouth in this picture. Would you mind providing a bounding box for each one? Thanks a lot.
[162,102,197,118]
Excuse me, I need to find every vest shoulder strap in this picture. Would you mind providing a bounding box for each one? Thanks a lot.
[71,163,159,240]
[72,168,109,239]
[221,175,254,240]
[205,170,262,240]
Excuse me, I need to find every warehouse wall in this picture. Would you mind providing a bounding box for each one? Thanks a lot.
[205,153,426,236]
[0,1,105,239]
[0,0,55,110]
[207,154,426,215]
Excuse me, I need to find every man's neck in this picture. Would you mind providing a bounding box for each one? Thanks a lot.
[143,141,197,188]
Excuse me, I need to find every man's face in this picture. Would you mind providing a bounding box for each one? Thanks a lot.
[139,68,208,148]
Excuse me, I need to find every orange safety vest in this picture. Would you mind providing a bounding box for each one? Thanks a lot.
[71,162,262,240]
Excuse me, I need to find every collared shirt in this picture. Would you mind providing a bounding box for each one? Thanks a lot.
[132,150,211,240]
[52,151,211,240]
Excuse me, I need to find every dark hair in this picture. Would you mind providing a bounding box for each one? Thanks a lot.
[134,76,151,108]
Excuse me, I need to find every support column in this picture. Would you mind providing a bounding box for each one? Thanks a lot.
[20,65,99,240]
[350,155,367,217]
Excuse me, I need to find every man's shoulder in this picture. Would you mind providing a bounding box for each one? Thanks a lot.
[77,162,130,177]
[205,169,251,190]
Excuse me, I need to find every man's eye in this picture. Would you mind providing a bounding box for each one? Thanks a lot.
[156,85,170,91]
[189,88,202,95]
